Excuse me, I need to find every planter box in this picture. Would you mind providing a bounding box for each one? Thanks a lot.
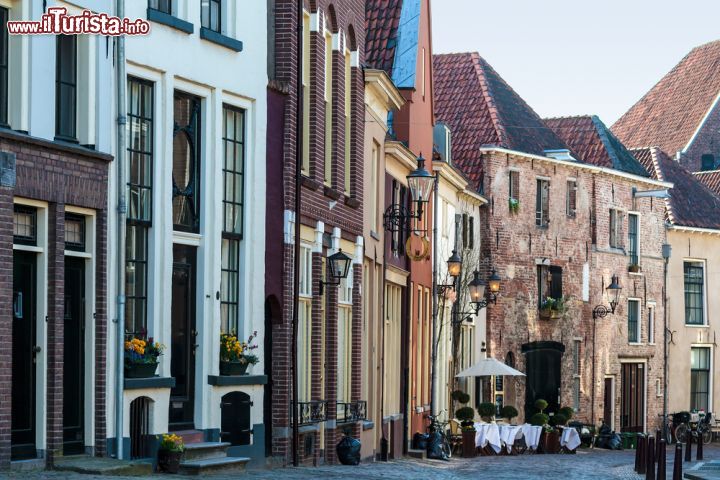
[125,362,158,379]
[539,430,560,454]
[539,309,561,320]
[462,430,477,458]
[219,361,248,376]
[157,449,182,473]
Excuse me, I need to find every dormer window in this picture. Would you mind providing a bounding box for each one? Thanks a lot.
[701,154,715,171]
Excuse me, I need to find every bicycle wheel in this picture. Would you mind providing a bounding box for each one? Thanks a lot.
[701,427,712,445]
[675,423,689,444]
[662,424,674,444]
[442,437,452,459]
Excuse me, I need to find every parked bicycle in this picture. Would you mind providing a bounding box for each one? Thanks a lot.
[669,411,713,445]
[425,411,452,460]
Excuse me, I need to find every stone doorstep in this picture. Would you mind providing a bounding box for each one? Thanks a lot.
[9,458,45,472]
[406,448,426,460]
[182,441,231,461]
[179,456,250,475]
[52,455,153,476]
[685,461,720,480]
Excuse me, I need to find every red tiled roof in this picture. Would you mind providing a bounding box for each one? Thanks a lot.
[694,169,720,197]
[612,40,720,156]
[433,52,568,187]
[631,147,720,229]
[365,0,403,75]
[545,115,649,177]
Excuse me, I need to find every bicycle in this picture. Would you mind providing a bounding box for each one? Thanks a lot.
[695,412,713,445]
[672,411,691,444]
[425,411,452,460]
[657,413,675,444]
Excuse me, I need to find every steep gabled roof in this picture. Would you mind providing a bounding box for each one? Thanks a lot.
[433,52,569,186]
[612,40,720,156]
[694,169,720,197]
[365,0,403,76]
[545,115,649,177]
[631,147,720,229]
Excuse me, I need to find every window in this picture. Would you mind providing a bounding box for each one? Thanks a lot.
[628,299,640,343]
[344,49,351,195]
[222,106,245,236]
[628,213,639,266]
[301,13,310,174]
[648,304,655,344]
[537,265,562,307]
[573,340,581,411]
[13,205,37,245]
[370,142,379,231]
[690,347,711,412]
[298,246,313,402]
[56,34,77,141]
[172,92,202,232]
[0,7,8,127]
[684,261,705,325]
[609,209,624,248]
[201,0,221,32]
[220,239,239,333]
[65,214,86,251]
[149,0,173,14]
[509,170,519,201]
[535,179,549,227]
[126,78,153,338]
[337,264,353,410]
[468,216,474,249]
[566,180,577,217]
[324,33,333,186]
[128,78,154,223]
[701,154,716,171]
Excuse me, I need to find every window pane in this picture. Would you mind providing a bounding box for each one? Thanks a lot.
[0,7,8,126]
[684,262,704,325]
[125,224,148,336]
[222,105,245,236]
[127,78,153,223]
[628,300,639,342]
[220,238,240,333]
[173,93,201,232]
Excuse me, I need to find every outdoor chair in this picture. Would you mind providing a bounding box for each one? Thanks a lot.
[448,419,463,456]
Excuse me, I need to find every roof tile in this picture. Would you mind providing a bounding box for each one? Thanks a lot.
[365,0,403,75]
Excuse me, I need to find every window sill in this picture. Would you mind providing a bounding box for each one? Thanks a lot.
[207,374,267,386]
[124,376,176,390]
[628,272,643,277]
[147,8,193,34]
[685,324,710,329]
[300,175,321,191]
[324,185,343,201]
[200,27,243,52]
[370,231,380,241]
[363,420,375,431]
[628,342,643,346]
[344,195,360,209]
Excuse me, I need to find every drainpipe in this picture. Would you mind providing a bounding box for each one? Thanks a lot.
[662,243,671,440]
[114,0,127,460]
[430,174,438,416]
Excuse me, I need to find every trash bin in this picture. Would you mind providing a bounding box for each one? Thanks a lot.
[627,432,638,449]
[620,432,632,450]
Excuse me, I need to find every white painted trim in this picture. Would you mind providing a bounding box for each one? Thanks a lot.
[13,197,48,209]
[669,225,720,236]
[13,244,44,253]
[682,90,720,154]
[480,147,674,188]
[172,231,203,246]
[314,221,325,253]
[64,250,92,259]
[683,258,708,327]
[627,297,642,343]
[690,344,714,412]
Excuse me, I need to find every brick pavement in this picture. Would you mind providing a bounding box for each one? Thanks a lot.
[5,445,719,479]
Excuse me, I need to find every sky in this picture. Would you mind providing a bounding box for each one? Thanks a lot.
[431,0,720,125]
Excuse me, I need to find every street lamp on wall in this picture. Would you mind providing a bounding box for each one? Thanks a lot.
[319,249,352,295]
[592,274,622,319]
[383,155,435,237]
[452,269,502,323]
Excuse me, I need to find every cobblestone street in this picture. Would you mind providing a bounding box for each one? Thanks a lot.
[6,445,719,480]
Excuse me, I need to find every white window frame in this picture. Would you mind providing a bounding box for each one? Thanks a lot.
[647,302,656,344]
[298,244,313,402]
[627,298,642,344]
[683,259,708,327]
[690,344,713,413]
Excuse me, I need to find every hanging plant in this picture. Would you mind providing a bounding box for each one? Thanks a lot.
[509,197,520,214]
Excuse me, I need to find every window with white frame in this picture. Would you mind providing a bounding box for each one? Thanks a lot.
[628,299,640,343]
[690,347,711,412]
[324,32,333,186]
[301,12,310,174]
[343,47,351,195]
[56,34,77,141]
[298,246,313,402]
[684,261,705,325]
[337,262,353,412]
[535,178,549,227]
[628,213,639,266]
[370,142,379,232]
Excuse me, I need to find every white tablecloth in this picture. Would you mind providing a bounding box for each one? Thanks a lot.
[498,425,524,453]
[474,423,502,453]
[521,424,543,450]
[560,427,581,451]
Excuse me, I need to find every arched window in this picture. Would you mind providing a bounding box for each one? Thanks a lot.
[505,351,515,368]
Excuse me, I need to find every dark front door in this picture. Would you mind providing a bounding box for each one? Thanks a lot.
[12,251,37,460]
[522,341,564,419]
[603,378,614,428]
[63,257,85,454]
[621,363,645,432]
[169,244,197,430]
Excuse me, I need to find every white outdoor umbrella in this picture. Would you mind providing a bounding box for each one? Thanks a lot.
[455,357,525,378]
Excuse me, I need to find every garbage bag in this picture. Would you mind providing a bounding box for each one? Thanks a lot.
[413,432,429,450]
[608,433,623,450]
[336,435,361,466]
[426,431,447,460]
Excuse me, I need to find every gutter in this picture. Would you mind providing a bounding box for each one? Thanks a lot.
[114,0,127,460]
[667,224,720,235]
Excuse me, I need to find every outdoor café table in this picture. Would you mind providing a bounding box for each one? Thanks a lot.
[474,422,502,453]
[560,426,581,451]
[497,425,524,453]
[520,424,543,451]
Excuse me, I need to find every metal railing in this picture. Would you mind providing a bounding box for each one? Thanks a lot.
[337,400,367,424]
[298,400,328,426]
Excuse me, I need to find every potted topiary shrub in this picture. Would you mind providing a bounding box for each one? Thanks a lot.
[529,412,549,427]
[550,413,568,427]
[477,402,496,423]
[455,406,477,458]
[500,405,519,425]
[452,390,471,405]
[157,433,185,473]
[534,399,548,415]
[559,406,574,422]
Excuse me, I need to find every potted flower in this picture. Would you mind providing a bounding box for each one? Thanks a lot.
[124,337,165,378]
[455,406,476,458]
[628,263,641,273]
[509,198,519,214]
[219,331,259,375]
[500,405,519,425]
[157,433,185,473]
[539,297,565,320]
[477,402,496,423]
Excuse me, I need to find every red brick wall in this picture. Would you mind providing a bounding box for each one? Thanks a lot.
[480,150,665,431]
[0,187,13,468]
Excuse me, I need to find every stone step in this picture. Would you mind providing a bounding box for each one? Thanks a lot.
[182,441,231,461]
[407,448,426,460]
[179,456,250,475]
[53,455,153,476]
[173,429,205,444]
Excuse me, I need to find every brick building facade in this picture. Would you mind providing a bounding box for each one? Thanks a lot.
[267,0,366,466]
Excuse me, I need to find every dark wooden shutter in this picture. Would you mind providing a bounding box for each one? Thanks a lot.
[550,266,563,300]
[510,171,519,200]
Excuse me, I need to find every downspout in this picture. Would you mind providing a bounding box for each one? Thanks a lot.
[114,0,127,460]
[662,242,671,440]
[430,174,438,415]
[291,0,303,467]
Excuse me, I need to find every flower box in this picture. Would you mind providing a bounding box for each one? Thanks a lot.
[462,429,477,458]
[219,360,249,376]
[125,362,159,378]
[539,308,560,320]
[157,449,182,473]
